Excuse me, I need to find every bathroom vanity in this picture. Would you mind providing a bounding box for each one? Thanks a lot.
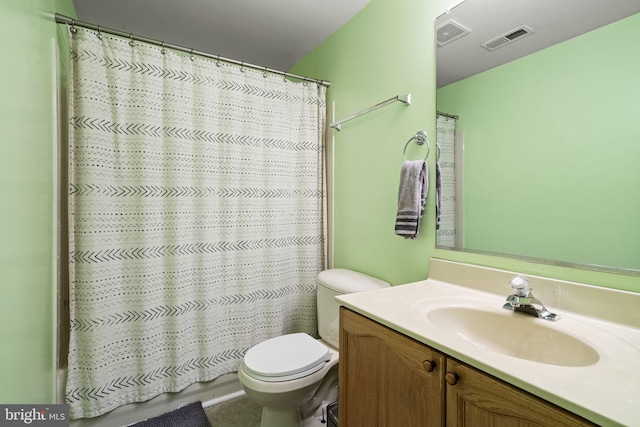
[340,308,594,426]
[337,259,640,427]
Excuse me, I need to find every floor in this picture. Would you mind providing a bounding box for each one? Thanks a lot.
[205,396,262,427]
[205,396,335,427]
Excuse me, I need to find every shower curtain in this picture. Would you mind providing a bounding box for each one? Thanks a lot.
[65,27,326,419]
[436,114,457,247]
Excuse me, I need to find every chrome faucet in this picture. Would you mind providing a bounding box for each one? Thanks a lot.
[502,275,560,322]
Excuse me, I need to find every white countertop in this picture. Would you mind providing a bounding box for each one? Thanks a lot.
[336,260,640,427]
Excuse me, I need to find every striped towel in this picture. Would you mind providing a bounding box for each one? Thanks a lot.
[395,160,428,239]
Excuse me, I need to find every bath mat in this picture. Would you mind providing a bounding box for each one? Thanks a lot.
[131,401,211,427]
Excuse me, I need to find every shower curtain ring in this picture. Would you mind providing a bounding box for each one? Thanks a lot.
[129,33,135,47]
[240,62,245,72]
[189,48,195,61]
[283,72,288,83]
[70,19,77,35]
[96,25,103,40]
[216,55,221,67]
[161,42,166,55]
[263,66,268,78]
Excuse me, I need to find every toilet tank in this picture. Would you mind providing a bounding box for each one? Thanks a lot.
[316,269,390,348]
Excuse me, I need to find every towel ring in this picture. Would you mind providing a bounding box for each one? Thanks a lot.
[403,130,430,161]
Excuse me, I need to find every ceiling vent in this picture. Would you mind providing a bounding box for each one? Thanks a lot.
[481,25,534,51]
[437,20,471,47]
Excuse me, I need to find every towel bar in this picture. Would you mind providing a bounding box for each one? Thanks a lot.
[330,94,411,131]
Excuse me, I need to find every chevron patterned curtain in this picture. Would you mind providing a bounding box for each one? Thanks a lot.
[65,27,326,419]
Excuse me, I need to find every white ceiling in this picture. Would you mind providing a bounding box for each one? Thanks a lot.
[71,1,640,85]
[436,0,640,88]
[72,0,371,71]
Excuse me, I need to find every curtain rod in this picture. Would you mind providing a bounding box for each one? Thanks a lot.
[54,13,330,87]
[437,111,459,120]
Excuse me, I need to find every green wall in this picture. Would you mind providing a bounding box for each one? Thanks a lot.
[292,0,443,285]
[0,0,75,403]
[293,1,640,292]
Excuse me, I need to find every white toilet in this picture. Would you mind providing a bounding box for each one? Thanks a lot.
[238,268,390,427]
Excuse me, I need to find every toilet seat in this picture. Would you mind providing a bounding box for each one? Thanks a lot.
[243,333,332,382]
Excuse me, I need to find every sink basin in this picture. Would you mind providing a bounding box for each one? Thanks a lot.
[427,306,599,367]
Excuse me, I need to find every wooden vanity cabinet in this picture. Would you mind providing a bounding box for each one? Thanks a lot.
[339,307,446,426]
[339,308,596,427]
[445,358,596,427]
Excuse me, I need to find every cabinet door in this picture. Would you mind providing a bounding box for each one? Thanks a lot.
[445,358,596,427]
[339,308,445,427]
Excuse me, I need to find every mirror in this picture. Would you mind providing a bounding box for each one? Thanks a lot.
[435,0,640,274]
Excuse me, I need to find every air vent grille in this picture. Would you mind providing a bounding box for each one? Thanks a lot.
[506,28,529,40]
[437,20,471,46]
[481,25,534,51]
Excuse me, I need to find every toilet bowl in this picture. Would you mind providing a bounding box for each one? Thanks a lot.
[238,337,339,426]
[238,269,390,427]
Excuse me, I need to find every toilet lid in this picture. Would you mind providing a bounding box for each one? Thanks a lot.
[243,333,332,381]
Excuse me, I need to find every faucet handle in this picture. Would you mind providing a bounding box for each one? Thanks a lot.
[509,275,530,297]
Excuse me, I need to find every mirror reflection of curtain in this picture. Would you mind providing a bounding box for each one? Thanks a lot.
[436,114,458,247]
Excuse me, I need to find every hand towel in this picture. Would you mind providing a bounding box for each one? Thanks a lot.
[395,160,428,239]
[435,161,442,230]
